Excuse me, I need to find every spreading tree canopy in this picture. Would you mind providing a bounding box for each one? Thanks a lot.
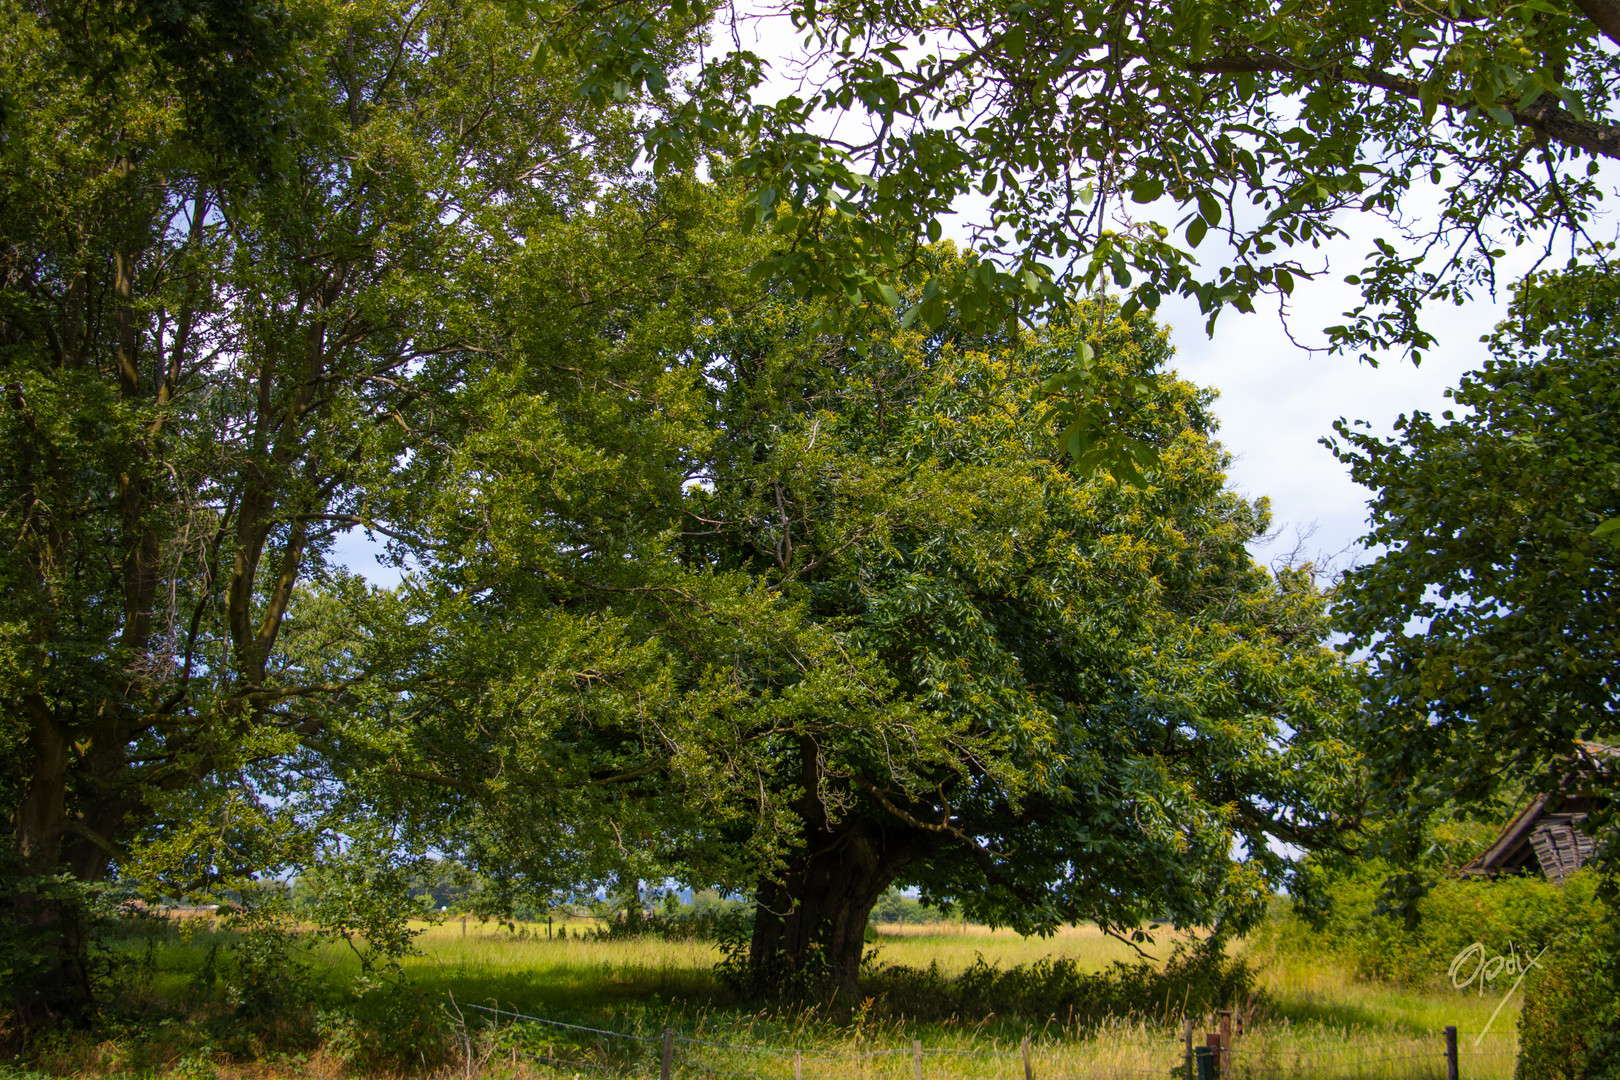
[675,296,1360,998]
[543,0,1620,369]
[313,283,1362,1004]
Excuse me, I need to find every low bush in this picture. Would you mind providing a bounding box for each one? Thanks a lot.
[865,937,1259,1024]
[317,988,451,1073]
[590,902,753,943]
[1255,862,1603,988]
[1515,915,1620,1080]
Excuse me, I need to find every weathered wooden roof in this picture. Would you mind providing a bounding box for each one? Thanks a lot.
[1458,742,1615,883]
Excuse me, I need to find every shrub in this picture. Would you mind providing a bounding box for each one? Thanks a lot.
[1257,862,1603,987]
[1517,919,1620,1080]
[865,937,1259,1024]
[591,901,753,943]
[317,988,451,1072]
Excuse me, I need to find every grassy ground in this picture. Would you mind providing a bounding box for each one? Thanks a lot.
[12,917,1523,1080]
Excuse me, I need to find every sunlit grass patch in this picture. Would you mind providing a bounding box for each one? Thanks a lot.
[868,922,1194,975]
[64,914,1524,1079]
[1239,937,1525,1038]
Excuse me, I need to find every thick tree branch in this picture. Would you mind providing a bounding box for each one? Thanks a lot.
[1572,0,1620,51]
[1194,53,1620,160]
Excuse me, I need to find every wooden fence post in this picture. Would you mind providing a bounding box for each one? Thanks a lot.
[1218,1011,1232,1078]
[913,1040,923,1080]
[1183,1018,1193,1080]
[1445,1026,1459,1080]
[460,914,467,936]
[1021,1036,1032,1080]
[661,1029,674,1080]
[795,1048,802,1080]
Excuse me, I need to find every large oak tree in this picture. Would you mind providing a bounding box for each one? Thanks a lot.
[675,296,1360,998]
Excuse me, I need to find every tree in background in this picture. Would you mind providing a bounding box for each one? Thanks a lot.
[677,294,1361,999]
[1328,263,1620,911]
[0,0,697,1014]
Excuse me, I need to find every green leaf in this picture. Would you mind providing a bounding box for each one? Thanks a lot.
[1131,178,1165,203]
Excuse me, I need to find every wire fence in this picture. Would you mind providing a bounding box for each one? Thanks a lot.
[455,1001,1516,1080]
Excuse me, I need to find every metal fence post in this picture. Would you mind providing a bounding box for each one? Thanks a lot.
[1445,1026,1459,1080]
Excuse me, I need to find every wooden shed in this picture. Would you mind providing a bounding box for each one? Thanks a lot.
[1460,743,1615,885]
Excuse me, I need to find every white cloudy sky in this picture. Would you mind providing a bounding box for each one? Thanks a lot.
[1158,249,1511,573]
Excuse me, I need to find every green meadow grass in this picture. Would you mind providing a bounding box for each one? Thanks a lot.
[34,916,1522,1079]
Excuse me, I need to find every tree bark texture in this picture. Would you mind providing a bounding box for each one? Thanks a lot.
[748,815,935,1003]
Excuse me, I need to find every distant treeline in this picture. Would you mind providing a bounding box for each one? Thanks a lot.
[282,861,955,938]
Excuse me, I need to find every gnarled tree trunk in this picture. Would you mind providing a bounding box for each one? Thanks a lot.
[747,816,935,1003]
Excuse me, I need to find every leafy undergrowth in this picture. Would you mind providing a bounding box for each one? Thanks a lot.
[864,939,1259,1025]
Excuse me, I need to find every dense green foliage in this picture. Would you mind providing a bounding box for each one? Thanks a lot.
[1518,920,1620,1080]
[1260,863,1602,988]
[2,0,1615,1063]
[1328,265,1620,899]
[551,0,1620,365]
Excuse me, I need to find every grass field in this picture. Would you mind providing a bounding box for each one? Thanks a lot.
[20,914,1524,1080]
